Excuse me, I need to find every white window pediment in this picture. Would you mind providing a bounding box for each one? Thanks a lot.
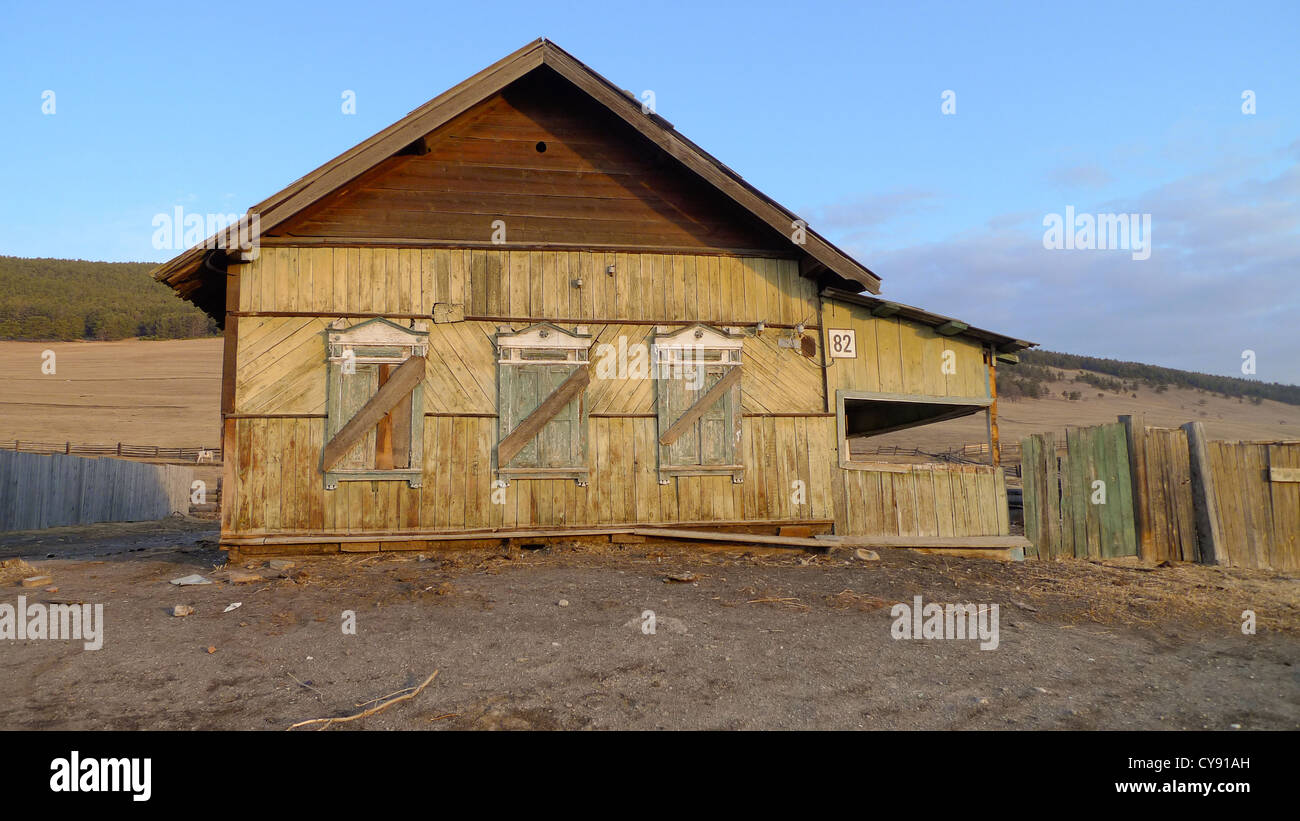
[328,317,428,364]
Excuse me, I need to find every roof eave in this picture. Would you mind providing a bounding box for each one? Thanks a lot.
[821,287,1036,352]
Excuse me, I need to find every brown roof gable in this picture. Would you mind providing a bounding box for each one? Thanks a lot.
[151,39,881,318]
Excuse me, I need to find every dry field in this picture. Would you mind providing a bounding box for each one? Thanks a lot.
[1,340,1297,455]
[860,368,1300,456]
[0,338,222,446]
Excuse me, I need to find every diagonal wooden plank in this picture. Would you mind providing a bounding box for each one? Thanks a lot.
[498,365,590,467]
[322,355,426,471]
[658,366,741,447]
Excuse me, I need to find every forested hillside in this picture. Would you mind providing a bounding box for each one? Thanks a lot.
[0,256,217,340]
[1003,349,1300,406]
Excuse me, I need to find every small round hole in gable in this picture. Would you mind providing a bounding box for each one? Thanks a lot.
[535,141,547,153]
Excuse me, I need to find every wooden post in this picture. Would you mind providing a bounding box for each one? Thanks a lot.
[1182,421,1223,565]
[116,442,122,456]
[986,349,1000,467]
[1119,414,1154,560]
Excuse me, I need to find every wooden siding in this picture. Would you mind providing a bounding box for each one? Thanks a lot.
[821,298,988,400]
[223,415,840,535]
[223,414,1008,539]
[234,318,822,416]
[225,244,1014,542]
[270,71,790,255]
[839,464,1009,538]
[239,247,817,326]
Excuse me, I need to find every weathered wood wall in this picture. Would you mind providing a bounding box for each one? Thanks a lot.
[222,415,839,535]
[838,464,1008,538]
[820,298,988,399]
[224,246,1009,543]
[0,450,193,532]
[238,247,816,325]
[269,70,788,255]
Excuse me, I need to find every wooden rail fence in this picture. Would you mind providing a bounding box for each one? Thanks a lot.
[0,440,221,463]
[0,450,195,532]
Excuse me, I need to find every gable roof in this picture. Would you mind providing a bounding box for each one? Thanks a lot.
[151,39,882,318]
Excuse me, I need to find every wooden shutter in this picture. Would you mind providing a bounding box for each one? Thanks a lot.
[653,324,744,482]
[322,318,428,489]
[496,323,591,481]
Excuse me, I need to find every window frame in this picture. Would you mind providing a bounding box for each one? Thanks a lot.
[323,318,428,489]
[652,323,746,483]
[495,322,592,484]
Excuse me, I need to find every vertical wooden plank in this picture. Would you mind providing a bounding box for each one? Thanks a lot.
[528,250,544,317]
[1119,414,1155,560]
[1182,421,1224,565]
[682,256,698,321]
[504,251,524,318]
[1268,444,1300,571]
[875,318,903,393]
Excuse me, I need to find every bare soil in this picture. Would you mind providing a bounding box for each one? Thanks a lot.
[0,521,1295,730]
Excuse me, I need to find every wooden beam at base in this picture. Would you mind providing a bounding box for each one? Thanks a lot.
[815,535,1032,549]
[631,527,827,549]
[910,546,1025,562]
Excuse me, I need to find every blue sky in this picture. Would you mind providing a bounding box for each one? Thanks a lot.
[1,0,1297,382]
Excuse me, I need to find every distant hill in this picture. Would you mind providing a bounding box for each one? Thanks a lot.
[1004,349,1300,407]
[0,256,217,341]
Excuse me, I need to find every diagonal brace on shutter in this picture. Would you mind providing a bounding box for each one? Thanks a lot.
[658,366,741,446]
[498,365,590,467]
[322,355,426,471]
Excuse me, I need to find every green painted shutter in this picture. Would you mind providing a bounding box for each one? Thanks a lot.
[498,362,586,472]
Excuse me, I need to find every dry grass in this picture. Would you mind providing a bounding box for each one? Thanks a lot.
[1002,558,1299,633]
[0,558,37,584]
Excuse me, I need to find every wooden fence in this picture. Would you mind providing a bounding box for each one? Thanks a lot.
[1200,436,1300,571]
[1022,416,1300,571]
[839,463,1009,538]
[0,440,221,463]
[0,450,195,532]
[1021,422,1137,560]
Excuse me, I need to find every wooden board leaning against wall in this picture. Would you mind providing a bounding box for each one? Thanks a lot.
[222,246,1009,541]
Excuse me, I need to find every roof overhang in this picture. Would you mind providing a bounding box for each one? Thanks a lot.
[821,287,1036,353]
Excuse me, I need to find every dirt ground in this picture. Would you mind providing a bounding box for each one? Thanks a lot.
[0,519,1295,730]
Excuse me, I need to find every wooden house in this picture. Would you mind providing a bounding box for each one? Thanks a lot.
[152,40,1033,557]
